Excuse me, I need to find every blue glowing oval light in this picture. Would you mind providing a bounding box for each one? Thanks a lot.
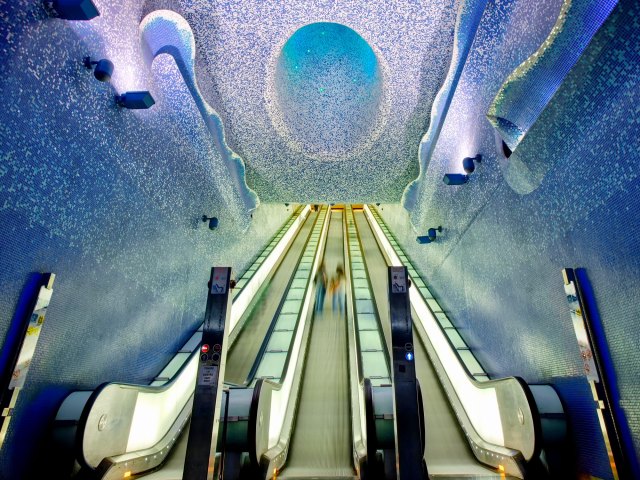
[405,352,414,361]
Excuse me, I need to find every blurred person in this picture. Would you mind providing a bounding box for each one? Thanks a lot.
[331,264,345,316]
[315,262,327,312]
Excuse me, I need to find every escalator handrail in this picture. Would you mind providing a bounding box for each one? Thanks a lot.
[366,205,523,388]
[349,207,393,379]
[74,328,199,470]
[363,378,377,476]
[248,380,264,467]
[345,208,365,381]
[366,205,488,381]
[72,206,312,472]
[411,317,530,476]
[343,206,369,474]
[233,205,303,298]
[92,391,195,478]
[363,204,541,470]
[228,205,311,334]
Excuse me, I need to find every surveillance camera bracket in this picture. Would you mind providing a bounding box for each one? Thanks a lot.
[83,56,98,69]
[43,1,58,15]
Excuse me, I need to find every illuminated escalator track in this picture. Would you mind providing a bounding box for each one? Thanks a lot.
[278,210,356,479]
[353,210,501,478]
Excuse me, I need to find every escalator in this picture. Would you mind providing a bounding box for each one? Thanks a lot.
[225,208,320,385]
[52,206,329,480]
[352,208,501,478]
[141,209,324,480]
[358,205,565,479]
[278,209,355,479]
[54,204,558,480]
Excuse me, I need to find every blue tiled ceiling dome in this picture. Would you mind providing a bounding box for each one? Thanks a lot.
[272,22,384,159]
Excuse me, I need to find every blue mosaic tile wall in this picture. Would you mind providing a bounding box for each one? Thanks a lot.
[0,3,289,477]
[381,0,639,478]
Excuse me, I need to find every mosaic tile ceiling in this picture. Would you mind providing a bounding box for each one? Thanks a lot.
[268,22,386,160]
[67,0,591,207]
[154,0,460,203]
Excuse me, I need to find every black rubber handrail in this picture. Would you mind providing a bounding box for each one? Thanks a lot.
[363,378,377,478]
[247,379,264,468]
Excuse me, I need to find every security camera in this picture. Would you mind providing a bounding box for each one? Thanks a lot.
[83,56,113,82]
[443,173,469,185]
[49,0,99,20]
[462,154,482,174]
[427,226,442,241]
[417,226,443,244]
[114,91,155,109]
[202,215,219,230]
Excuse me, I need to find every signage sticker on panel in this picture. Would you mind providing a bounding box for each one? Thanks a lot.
[198,365,219,386]
[210,267,228,294]
[391,266,406,293]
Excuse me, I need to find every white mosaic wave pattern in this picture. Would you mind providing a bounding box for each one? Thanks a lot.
[177,0,459,202]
